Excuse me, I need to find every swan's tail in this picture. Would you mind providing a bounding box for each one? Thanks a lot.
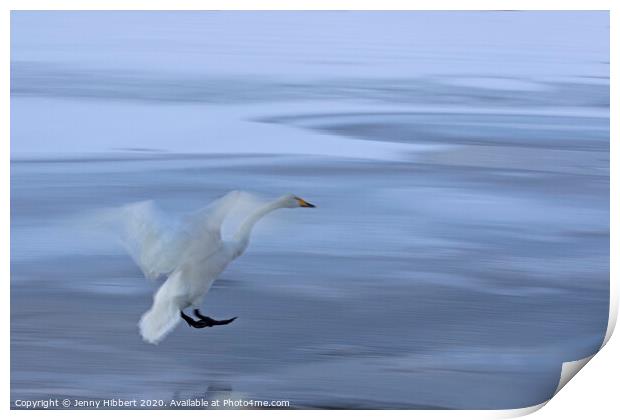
[138,299,181,345]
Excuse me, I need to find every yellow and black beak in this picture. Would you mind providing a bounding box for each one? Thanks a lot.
[296,197,316,208]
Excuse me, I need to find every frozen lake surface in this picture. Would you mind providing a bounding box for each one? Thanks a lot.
[10,11,609,409]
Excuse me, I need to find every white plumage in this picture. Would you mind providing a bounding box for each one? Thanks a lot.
[114,191,315,344]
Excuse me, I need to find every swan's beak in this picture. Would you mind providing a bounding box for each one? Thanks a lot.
[297,198,316,208]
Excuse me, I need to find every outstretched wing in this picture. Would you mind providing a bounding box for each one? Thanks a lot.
[116,200,183,280]
[182,189,242,242]
[117,190,241,280]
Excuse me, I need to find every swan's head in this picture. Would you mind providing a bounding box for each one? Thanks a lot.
[280,194,316,209]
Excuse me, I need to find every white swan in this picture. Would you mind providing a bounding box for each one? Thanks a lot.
[117,191,315,344]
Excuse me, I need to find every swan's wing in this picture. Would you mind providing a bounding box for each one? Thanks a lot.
[173,190,243,267]
[117,191,241,280]
[182,190,241,240]
[117,200,186,280]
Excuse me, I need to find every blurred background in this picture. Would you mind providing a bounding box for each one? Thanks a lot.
[10,11,609,409]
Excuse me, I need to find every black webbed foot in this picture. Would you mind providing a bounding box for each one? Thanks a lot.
[180,311,205,328]
[180,310,237,329]
[194,309,237,326]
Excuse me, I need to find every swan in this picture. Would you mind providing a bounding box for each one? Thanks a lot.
[116,191,315,344]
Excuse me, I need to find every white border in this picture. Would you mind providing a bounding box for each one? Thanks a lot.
[2,1,617,418]
[0,0,616,11]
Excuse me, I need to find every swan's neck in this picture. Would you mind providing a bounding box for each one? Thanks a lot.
[231,198,284,258]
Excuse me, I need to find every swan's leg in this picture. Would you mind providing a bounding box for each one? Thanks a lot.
[180,310,237,328]
[194,309,238,326]
[180,311,212,328]
[180,311,203,328]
